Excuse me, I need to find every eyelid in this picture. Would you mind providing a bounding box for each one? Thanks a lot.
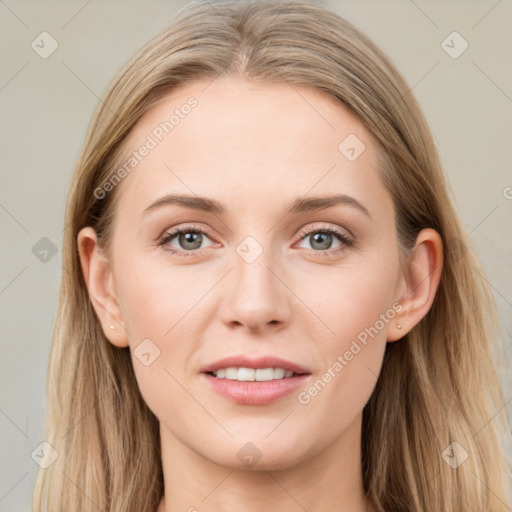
[295,223,354,243]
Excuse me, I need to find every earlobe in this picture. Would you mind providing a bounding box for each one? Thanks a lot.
[388,228,443,342]
[77,227,129,348]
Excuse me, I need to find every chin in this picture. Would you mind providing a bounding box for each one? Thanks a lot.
[203,440,311,472]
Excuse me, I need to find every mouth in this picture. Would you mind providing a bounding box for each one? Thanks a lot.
[200,355,312,405]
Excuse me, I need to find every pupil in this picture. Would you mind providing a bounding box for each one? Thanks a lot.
[181,231,201,249]
[312,232,331,250]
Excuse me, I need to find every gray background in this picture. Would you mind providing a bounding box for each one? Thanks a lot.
[1,1,511,510]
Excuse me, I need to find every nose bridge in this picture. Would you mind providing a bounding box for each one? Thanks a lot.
[234,233,279,303]
[220,233,289,330]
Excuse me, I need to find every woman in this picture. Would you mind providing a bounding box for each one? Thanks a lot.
[32,1,511,511]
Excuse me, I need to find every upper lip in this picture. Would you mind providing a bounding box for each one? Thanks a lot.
[200,355,311,375]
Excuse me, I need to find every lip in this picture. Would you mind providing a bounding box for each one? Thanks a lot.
[200,372,312,405]
[199,355,312,406]
[199,355,310,374]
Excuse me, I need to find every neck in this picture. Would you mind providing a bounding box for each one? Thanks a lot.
[156,413,375,512]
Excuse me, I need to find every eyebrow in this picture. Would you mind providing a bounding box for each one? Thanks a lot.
[142,193,371,219]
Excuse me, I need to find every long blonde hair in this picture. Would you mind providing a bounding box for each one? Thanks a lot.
[33,1,511,510]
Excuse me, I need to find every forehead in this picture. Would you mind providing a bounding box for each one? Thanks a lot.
[114,76,388,217]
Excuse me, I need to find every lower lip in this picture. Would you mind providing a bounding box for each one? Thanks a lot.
[201,372,311,405]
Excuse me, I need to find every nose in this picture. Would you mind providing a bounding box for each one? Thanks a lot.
[219,242,291,333]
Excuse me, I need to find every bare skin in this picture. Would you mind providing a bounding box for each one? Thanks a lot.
[78,76,442,512]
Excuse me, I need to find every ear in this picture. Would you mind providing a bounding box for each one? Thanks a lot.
[387,228,443,342]
[77,226,129,348]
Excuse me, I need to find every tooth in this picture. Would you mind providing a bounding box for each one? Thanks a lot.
[213,367,296,380]
[255,368,275,381]
[225,367,238,380]
[237,368,255,381]
[273,368,285,379]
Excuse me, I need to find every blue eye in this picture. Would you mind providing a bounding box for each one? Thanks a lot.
[158,224,354,258]
[295,226,353,255]
[158,225,214,256]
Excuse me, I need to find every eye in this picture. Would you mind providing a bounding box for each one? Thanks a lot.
[295,225,354,256]
[158,224,215,256]
[158,223,354,258]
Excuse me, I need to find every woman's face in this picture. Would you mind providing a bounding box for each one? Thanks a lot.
[96,76,408,469]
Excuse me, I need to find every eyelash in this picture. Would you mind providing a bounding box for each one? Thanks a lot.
[157,224,354,258]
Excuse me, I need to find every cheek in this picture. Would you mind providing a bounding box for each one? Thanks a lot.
[112,253,203,414]
[304,250,400,347]
[115,250,203,340]
[296,254,399,417]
